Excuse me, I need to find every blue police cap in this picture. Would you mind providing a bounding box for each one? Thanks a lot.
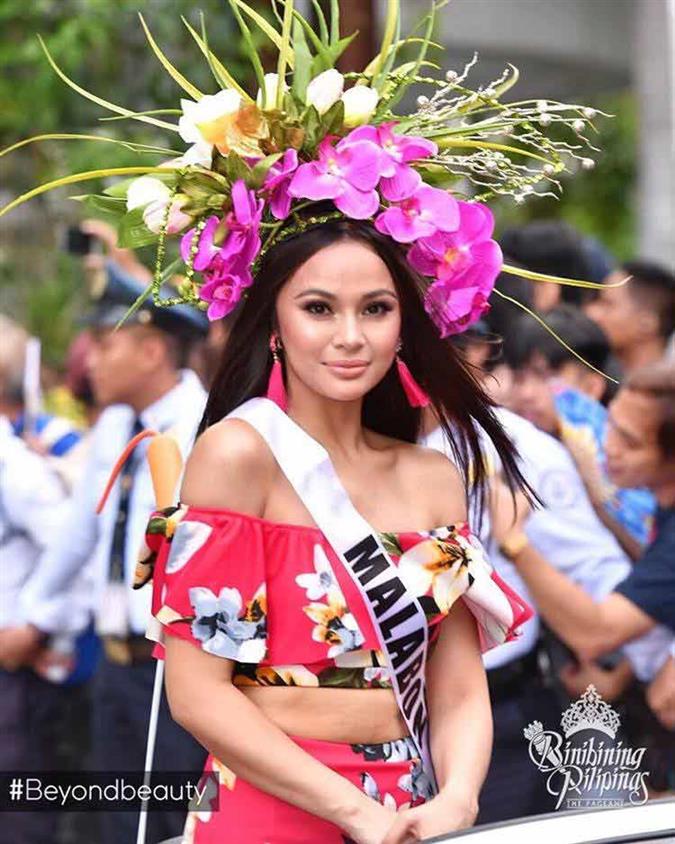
[85,261,209,341]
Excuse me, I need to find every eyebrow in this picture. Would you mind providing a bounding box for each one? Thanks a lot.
[294,288,398,301]
[607,411,640,446]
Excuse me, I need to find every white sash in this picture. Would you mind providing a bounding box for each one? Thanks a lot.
[227,398,436,788]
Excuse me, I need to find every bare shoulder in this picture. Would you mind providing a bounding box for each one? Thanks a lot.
[179,418,277,515]
[399,442,467,524]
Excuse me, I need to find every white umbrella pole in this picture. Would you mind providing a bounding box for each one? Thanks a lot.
[136,658,165,844]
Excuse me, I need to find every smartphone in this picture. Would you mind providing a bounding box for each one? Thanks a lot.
[65,226,94,255]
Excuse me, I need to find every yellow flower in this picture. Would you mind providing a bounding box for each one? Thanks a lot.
[179,90,267,158]
[397,536,473,612]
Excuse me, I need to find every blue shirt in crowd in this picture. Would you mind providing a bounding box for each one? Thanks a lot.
[615,506,675,631]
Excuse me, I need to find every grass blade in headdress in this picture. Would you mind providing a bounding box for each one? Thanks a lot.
[369,0,399,91]
[501,263,630,291]
[276,0,295,109]
[230,0,296,69]
[180,16,252,101]
[0,166,177,220]
[37,36,178,132]
[308,0,329,43]
[493,288,618,384]
[138,14,203,101]
[227,0,268,91]
[0,134,180,159]
[375,0,441,117]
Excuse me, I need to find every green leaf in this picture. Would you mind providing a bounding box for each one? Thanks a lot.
[0,166,178,220]
[70,194,127,218]
[223,151,251,183]
[308,0,329,44]
[275,0,294,109]
[310,31,358,76]
[291,18,312,101]
[321,99,345,136]
[370,0,399,88]
[302,105,321,149]
[103,173,175,198]
[227,0,266,91]
[138,13,203,101]
[380,532,403,557]
[37,35,178,132]
[117,208,160,248]
[230,0,295,69]
[248,152,283,189]
[180,15,252,101]
[329,0,340,45]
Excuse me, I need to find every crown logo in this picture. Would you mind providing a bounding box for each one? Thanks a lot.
[560,685,621,739]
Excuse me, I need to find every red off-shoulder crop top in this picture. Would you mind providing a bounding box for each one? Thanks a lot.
[136,504,533,689]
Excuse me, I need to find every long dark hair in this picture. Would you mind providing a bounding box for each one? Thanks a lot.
[199,215,533,519]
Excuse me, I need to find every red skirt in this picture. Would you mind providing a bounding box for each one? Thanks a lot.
[182,734,434,843]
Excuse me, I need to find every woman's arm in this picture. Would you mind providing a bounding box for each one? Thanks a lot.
[164,637,391,842]
[427,600,491,816]
[381,601,490,844]
[165,419,394,844]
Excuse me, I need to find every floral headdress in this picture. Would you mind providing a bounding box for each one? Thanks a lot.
[1,0,617,341]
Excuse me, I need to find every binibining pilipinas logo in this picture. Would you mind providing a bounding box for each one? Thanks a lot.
[523,685,650,810]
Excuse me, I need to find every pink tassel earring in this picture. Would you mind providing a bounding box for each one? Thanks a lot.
[266,334,288,411]
[396,344,430,408]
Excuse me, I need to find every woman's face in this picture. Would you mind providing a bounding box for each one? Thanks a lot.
[275,239,401,404]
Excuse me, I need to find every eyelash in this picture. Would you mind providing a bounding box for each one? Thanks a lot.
[303,300,394,316]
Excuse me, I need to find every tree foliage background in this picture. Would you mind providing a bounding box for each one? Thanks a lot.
[0,0,637,365]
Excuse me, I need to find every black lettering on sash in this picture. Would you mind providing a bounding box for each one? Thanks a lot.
[402,680,421,718]
[366,577,406,618]
[390,629,424,670]
[397,653,423,694]
[345,536,388,585]
[380,602,417,639]
[412,702,427,740]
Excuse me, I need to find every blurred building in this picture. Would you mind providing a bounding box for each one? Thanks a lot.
[392,0,674,267]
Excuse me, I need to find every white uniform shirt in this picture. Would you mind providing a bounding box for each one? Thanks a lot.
[425,408,644,668]
[423,409,675,678]
[0,417,87,629]
[18,370,207,636]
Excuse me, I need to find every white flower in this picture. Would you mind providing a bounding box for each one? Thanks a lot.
[178,90,242,146]
[167,140,213,169]
[165,520,212,575]
[341,85,379,127]
[296,544,336,600]
[306,68,344,114]
[256,72,288,110]
[126,176,169,212]
[126,176,191,234]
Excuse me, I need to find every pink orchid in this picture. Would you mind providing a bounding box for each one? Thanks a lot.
[181,180,263,272]
[288,137,382,219]
[424,269,495,337]
[374,184,459,244]
[263,149,299,220]
[407,201,502,336]
[180,179,263,320]
[199,264,251,321]
[346,123,437,201]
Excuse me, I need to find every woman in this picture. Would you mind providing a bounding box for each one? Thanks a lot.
[143,217,534,844]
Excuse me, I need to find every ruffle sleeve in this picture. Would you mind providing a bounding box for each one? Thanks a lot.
[395,523,533,654]
[139,505,269,663]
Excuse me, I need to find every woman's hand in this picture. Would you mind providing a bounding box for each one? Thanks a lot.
[646,656,675,730]
[342,798,397,844]
[381,791,478,844]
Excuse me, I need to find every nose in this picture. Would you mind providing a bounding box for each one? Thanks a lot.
[332,313,365,350]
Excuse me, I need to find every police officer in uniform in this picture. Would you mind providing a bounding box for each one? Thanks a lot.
[0,263,210,844]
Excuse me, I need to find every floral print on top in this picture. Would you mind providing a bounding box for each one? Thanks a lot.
[142,505,533,688]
